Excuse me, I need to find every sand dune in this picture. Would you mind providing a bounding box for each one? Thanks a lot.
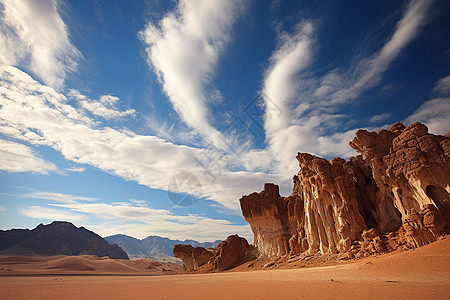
[0,254,181,275]
[0,237,448,299]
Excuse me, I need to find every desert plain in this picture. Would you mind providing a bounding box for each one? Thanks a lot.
[0,237,449,299]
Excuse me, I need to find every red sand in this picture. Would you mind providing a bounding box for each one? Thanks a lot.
[0,237,449,299]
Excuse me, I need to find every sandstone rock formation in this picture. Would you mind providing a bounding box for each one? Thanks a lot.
[172,244,214,272]
[240,122,449,259]
[211,234,252,271]
[173,234,253,272]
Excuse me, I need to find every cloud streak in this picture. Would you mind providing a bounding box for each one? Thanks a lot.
[0,65,279,210]
[23,192,97,204]
[20,194,252,242]
[433,76,450,96]
[261,0,434,177]
[0,139,57,174]
[319,0,433,105]
[68,90,136,120]
[0,0,81,88]
[139,0,246,145]
[21,206,88,222]
[405,97,450,135]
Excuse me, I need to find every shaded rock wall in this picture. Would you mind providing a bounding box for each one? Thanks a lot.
[240,122,449,258]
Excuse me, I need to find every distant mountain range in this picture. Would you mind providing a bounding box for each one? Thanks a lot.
[0,221,129,259]
[105,234,221,261]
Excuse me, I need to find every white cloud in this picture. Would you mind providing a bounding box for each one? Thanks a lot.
[0,206,5,211]
[139,0,246,146]
[264,21,314,133]
[405,97,450,135]
[0,0,81,88]
[21,206,88,222]
[260,0,433,177]
[18,191,253,241]
[0,65,281,210]
[68,90,136,120]
[50,199,253,242]
[320,0,432,105]
[23,192,97,204]
[433,76,450,95]
[0,138,57,174]
[369,112,392,124]
[66,166,85,173]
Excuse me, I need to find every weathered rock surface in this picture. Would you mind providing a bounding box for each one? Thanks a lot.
[211,235,251,271]
[240,122,449,259]
[173,234,253,272]
[172,244,214,272]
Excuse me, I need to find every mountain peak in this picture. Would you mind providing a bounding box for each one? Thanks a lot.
[0,222,129,259]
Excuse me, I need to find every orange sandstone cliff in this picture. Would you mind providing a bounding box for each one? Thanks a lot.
[240,122,449,259]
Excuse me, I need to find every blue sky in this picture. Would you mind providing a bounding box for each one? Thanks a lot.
[0,0,449,242]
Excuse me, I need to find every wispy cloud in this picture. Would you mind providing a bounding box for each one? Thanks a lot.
[0,0,81,88]
[0,139,57,174]
[23,192,97,204]
[0,65,279,210]
[20,206,88,222]
[405,97,450,134]
[261,0,433,177]
[369,112,392,124]
[317,0,433,105]
[0,206,5,211]
[263,21,314,134]
[50,198,252,241]
[68,90,136,120]
[139,0,246,145]
[66,166,86,173]
[433,76,450,96]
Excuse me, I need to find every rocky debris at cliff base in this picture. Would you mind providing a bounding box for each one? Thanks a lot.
[240,122,449,260]
[173,234,255,273]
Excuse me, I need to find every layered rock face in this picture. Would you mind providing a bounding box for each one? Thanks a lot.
[240,122,449,258]
[173,234,253,272]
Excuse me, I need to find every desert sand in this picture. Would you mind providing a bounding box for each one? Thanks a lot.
[0,255,181,275]
[1,237,449,299]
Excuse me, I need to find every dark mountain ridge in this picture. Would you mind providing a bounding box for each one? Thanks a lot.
[0,221,129,259]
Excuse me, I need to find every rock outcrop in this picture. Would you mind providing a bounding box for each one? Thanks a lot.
[173,234,254,272]
[240,122,449,259]
[211,235,251,271]
[173,244,214,272]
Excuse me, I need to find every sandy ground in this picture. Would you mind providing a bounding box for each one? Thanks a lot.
[0,238,449,299]
[0,255,181,276]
